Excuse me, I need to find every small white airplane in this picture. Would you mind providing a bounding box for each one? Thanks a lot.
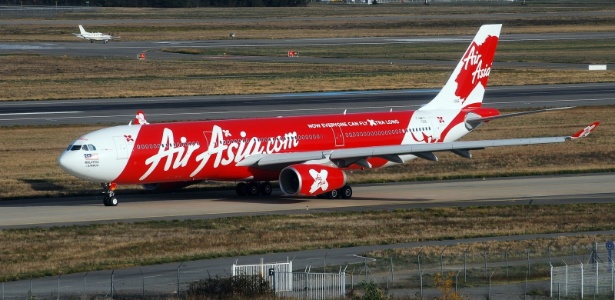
[73,25,117,43]
[58,24,599,206]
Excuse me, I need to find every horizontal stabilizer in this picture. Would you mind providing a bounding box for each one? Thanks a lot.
[465,107,573,129]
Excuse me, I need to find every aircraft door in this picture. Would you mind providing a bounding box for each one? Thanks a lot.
[202,131,211,152]
[112,136,129,160]
[429,116,443,141]
[331,126,345,147]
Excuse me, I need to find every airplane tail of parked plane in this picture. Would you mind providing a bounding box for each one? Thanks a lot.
[420,24,501,111]
[78,25,87,35]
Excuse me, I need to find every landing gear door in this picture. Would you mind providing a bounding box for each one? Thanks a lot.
[112,136,129,160]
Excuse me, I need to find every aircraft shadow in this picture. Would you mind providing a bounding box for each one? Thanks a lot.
[0,185,433,208]
[19,178,66,192]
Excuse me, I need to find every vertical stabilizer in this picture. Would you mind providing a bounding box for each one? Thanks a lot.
[79,25,87,35]
[420,24,501,111]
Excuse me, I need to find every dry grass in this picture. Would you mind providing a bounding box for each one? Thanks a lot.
[1,4,614,101]
[8,24,615,42]
[0,204,614,281]
[1,54,615,101]
[368,234,610,264]
[2,4,615,42]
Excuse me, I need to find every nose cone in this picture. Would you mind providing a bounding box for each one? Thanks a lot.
[59,125,139,183]
[58,150,83,179]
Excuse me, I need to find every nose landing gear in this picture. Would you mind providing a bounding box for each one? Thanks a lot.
[102,183,118,206]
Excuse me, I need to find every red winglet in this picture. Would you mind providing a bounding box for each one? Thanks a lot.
[571,122,600,139]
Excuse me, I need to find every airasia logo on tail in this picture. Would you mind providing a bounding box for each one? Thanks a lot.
[455,35,499,103]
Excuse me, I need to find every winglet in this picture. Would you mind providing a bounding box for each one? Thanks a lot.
[570,122,600,139]
[130,110,150,125]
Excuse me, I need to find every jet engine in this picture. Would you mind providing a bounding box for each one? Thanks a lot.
[142,181,202,192]
[279,164,346,197]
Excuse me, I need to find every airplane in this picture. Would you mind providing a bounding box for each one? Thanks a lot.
[73,25,117,43]
[58,24,599,206]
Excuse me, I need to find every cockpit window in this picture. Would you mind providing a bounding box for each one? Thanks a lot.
[68,144,82,151]
[67,143,97,151]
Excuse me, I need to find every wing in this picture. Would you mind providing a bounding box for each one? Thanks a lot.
[237,122,600,169]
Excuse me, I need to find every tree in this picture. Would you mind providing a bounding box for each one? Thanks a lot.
[434,272,463,300]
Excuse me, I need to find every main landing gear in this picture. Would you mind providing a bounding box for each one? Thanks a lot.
[235,181,353,199]
[235,181,273,196]
[317,185,353,199]
[101,183,118,206]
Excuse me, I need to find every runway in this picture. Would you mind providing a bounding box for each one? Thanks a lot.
[1,83,614,126]
[1,173,614,229]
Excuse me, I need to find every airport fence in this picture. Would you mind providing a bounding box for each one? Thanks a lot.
[550,242,615,298]
[232,260,347,299]
[1,239,614,299]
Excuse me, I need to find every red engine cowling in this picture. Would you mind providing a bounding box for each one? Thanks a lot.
[279,164,346,196]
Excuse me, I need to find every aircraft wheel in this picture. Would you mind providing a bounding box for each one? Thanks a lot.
[328,189,340,199]
[236,182,247,196]
[340,185,353,199]
[103,196,118,206]
[103,196,119,206]
[260,182,272,196]
[247,181,260,196]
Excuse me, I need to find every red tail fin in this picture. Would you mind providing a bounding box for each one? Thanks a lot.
[421,24,501,111]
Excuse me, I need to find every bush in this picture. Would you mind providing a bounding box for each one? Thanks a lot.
[348,281,389,300]
[186,275,274,299]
